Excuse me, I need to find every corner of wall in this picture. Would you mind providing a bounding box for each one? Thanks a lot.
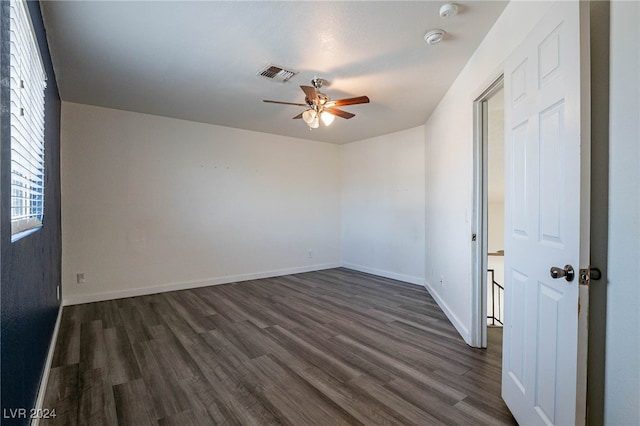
[423,279,471,344]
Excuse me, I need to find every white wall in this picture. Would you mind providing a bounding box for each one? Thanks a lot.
[605,2,640,424]
[423,1,554,342]
[340,126,425,285]
[61,102,341,303]
[487,202,505,254]
[487,87,505,255]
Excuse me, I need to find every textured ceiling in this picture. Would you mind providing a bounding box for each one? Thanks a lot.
[41,1,508,144]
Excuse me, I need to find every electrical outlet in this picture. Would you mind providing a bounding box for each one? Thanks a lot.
[307,249,313,259]
[440,275,444,287]
[77,273,86,284]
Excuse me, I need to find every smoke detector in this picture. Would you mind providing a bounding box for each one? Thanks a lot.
[424,29,446,45]
[439,3,459,19]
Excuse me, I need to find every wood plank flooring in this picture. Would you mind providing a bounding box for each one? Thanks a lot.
[42,268,516,425]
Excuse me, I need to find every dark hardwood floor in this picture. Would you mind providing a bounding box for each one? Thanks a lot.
[42,268,516,425]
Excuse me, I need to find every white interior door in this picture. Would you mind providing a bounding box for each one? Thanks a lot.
[502,2,590,425]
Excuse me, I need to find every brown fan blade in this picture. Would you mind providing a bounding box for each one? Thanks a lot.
[292,112,303,119]
[263,100,308,107]
[300,85,318,102]
[330,96,370,107]
[325,107,355,119]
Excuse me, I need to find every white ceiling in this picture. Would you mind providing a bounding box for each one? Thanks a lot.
[40,1,508,144]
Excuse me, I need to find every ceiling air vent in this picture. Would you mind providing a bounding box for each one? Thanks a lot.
[257,64,297,83]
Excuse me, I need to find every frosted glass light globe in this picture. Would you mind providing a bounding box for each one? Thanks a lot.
[320,111,335,126]
[302,109,316,124]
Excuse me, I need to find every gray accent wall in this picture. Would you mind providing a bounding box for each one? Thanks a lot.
[1,1,61,424]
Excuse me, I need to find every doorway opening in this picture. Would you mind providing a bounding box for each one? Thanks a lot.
[486,86,505,329]
[472,76,504,348]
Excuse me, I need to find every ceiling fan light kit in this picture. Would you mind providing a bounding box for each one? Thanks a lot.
[263,78,370,130]
[302,109,322,129]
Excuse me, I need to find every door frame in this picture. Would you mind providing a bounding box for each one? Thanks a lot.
[471,75,504,348]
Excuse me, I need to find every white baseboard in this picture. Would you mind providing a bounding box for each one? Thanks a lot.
[340,262,425,286]
[423,279,471,345]
[62,263,341,305]
[61,265,470,346]
[31,303,63,426]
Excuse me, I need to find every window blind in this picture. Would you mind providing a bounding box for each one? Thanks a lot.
[10,0,47,236]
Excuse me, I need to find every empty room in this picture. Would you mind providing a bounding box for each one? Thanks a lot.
[1,1,638,425]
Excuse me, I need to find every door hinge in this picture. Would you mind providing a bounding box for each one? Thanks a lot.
[579,267,602,286]
[472,233,477,242]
